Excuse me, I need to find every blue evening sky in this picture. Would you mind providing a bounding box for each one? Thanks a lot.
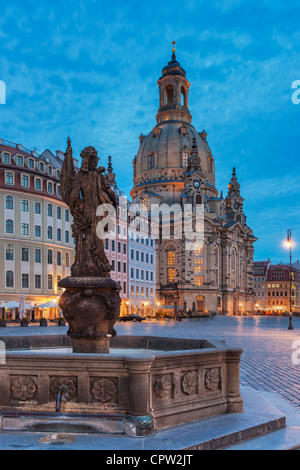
[0,0,299,264]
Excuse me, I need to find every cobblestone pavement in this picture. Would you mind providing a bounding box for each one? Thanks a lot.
[1,316,299,408]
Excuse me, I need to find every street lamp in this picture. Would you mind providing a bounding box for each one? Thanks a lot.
[286,230,294,330]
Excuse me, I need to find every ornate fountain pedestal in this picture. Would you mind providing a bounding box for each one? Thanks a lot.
[58,277,121,354]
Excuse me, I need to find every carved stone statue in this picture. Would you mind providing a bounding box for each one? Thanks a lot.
[58,139,121,354]
[60,138,118,277]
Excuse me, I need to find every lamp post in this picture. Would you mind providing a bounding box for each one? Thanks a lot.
[287,230,294,330]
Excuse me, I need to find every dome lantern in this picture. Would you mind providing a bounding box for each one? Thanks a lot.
[156,43,192,125]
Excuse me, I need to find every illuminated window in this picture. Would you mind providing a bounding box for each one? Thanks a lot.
[182,152,189,168]
[6,244,14,261]
[164,115,169,121]
[167,251,175,266]
[142,197,150,210]
[48,274,53,290]
[65,252,70,268]
[167,268,175,283]
[194,248,204,286]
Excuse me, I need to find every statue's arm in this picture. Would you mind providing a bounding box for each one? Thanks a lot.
[98,173,118,209]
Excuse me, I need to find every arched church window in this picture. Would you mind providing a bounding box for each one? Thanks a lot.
[167,245,176,284]
[194,247,204,286]
[208,157,213,174]
[231,250,236,288]
[182,152,189,168]
[165,85,174,105]
[149,153,155,170]
[142,197,150,211]
[181,86,186,107]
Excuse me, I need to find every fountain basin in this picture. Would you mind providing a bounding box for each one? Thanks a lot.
[0,336,243,436]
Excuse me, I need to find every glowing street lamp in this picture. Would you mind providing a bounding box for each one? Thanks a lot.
[286,229,294,330]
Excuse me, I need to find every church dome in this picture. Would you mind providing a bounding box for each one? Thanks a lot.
[135,121,214,177]
[131,47,217,198]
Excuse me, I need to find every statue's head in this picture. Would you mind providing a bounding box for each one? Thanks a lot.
[80,147,99,172]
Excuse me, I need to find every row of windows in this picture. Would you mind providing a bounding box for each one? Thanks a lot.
[5,245,71,267]
[130,250,154,264]
[1,152,61,178]
[5,196,70,220]
[268,291,290,297]
[5,220,71,242]
[130,269,154,281]
[105,239,127,254]
[130,286,154,298]
[111,260,127,274]
[128,232,155,247]
[267,283,289,288]
[4,171,61,196]
[147,152,213,172]
[5,271,62,290]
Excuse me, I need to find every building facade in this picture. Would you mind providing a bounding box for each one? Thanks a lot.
[130,48,257,315]
[128,224,156,317]
[0,139,75,311]
[104,156,156,317]
[253,260,271,311]
[266,264,300,315]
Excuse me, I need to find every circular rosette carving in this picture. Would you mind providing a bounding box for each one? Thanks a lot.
[11,377,37,401]
[51,377,77,401]
[154,375,172,399]
[205,369,220,391]
[181,372,198,395]
[91,378,117,403]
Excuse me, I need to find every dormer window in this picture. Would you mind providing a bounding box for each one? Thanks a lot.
[17,155,24,166]
[28,159,34,169]
[39,162,45,172]
[48,166,53,176]
[2,152,10,164]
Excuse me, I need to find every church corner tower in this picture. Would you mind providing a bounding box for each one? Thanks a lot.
[130,44,257,316]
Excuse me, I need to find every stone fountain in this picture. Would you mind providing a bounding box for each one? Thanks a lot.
[0,140,253,443]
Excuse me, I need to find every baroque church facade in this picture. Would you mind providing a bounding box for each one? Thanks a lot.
[130,48,257,315]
